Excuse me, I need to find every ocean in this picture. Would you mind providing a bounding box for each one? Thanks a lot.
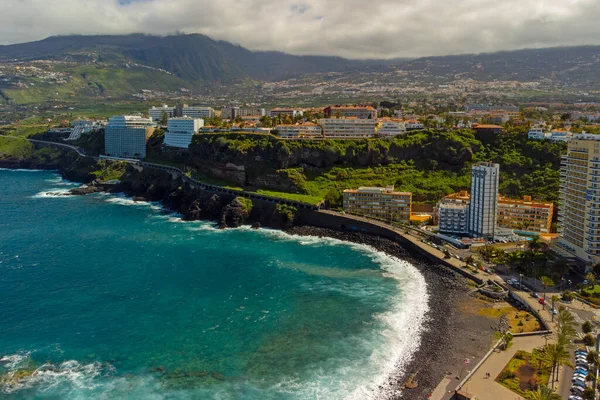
[0,169,429,399]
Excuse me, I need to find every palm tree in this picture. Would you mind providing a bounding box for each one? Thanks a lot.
[586,272,596,290]
[527,384,562,400]
[494,331,513,351]
[542,343,572,389]
[557,306,578,346]
[587,350,600,392]
[540,276,554,309]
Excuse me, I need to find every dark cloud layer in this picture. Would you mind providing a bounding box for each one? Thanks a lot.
[2,0,600,58]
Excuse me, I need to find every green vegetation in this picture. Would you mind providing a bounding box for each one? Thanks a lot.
[0,136,64,164]
[275,204,297,224]
[496,350,550,397]
[236,197,253,214]
[187,128,565,206]
[90,160,128,181]
[255,189,323,205]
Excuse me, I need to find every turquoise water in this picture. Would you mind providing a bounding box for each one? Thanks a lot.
[0,169,428,399]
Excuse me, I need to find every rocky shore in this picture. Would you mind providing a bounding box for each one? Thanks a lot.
[286,226,495,400]
[1,154,494,399]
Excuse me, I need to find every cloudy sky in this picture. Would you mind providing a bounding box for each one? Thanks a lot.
[2,0,600,58]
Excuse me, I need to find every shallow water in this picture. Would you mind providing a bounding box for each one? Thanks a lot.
[0,169,429,399]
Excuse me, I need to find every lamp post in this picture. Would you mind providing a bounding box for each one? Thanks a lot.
[519,273,524,291]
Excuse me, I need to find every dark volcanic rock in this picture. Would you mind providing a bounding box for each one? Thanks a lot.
[218,198,249,228]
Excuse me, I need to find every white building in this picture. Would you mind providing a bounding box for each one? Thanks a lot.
[319,118,375,139]
[270,108,304,118]
[549,130,572,142]
[528,127,550,140]
[558,134,600,267]
[376,119,407,137]
[176,104,215,119]
[436,191,471,235]
[276,123,322,139]
[105,116,156,159]
[468,162,500,240]
[405,120,424,130]
[164,118,204,149]
[148,105,175,122]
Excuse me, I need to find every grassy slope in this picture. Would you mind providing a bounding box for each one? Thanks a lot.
[3,65,187,105]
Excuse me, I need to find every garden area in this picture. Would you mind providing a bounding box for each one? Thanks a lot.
[479,305,541,333]
[496,350,550,398]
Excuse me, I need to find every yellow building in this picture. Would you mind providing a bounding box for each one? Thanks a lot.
[343,186,412,222]
[558,133,600,266]
[497,196,554,234]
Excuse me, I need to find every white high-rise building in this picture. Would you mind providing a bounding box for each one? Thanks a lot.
[468,162,500,240]
[175,104,215,119]
[105,116,156,159]
[148,105,175,122]
[558,134,600,267]
[164,118,204,149]
[319,118,375,139]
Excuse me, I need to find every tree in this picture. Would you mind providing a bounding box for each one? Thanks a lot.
[583,334,595,347]
[582,320,593,334]
[586,272,596,289]
[540,276,554,309]
[464,255,475,267]
[494,331,513,351]
[160,111,168,126]
[586,350,600,392]
[557,306,578,346]
[526,385,562,400]
[541,343,572,388]
[582,387,595,400]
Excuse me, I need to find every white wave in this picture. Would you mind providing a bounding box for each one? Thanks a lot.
[246,229,430,400]
[104,195,162,211]
[0,168,49,172]
[0,353,115,395]
[0,352,31,369]
[31,188,74,198]
[45,176,79,186]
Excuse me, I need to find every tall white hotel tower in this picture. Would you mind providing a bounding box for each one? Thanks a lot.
[558,133,600,268]
[468,162,500,240]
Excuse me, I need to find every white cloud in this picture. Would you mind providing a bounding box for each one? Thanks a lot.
[1,0,600,58]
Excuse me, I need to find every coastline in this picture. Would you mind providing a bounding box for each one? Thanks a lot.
[1,162,495,399]
[286,226,495,399]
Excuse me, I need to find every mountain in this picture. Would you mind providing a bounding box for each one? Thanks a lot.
[1,33,599,107]
[0,34,394,83]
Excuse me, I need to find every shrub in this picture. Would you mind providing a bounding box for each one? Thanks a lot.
[562,291,574,301]
[583,334,595,347]
[582,321,593,334]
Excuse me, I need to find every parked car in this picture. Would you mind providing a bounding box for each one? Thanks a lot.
[570,395,584,400]
[539,298,546,305]
[571,386,585,394]
[576,351,588,356]
[572,377,586,384]
[572,381,587,389]
[575,368,588,374]
[552,308,558,315]
[532,292,539,298]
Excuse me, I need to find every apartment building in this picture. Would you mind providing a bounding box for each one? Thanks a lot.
[175,104,215,119]
[497,196,553,234]
[343,186,412,222]
[324,105,377,119]
[276,123,322,139]
[221,107,266,119]
[104,116,156,159]
[164,118,204,149]
[468,162,500,240]
[437,191,471,235]
[270,108,304,118]
[558,134,600,266]
[319,118,375,139]
[405,120,424,130]
[376,119,407,137]
[528,127,550,140]
[148,105,175,122]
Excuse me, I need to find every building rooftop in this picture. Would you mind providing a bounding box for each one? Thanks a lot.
[473,124,504,129]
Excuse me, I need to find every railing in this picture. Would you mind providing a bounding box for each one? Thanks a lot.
[4,135,319,210]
